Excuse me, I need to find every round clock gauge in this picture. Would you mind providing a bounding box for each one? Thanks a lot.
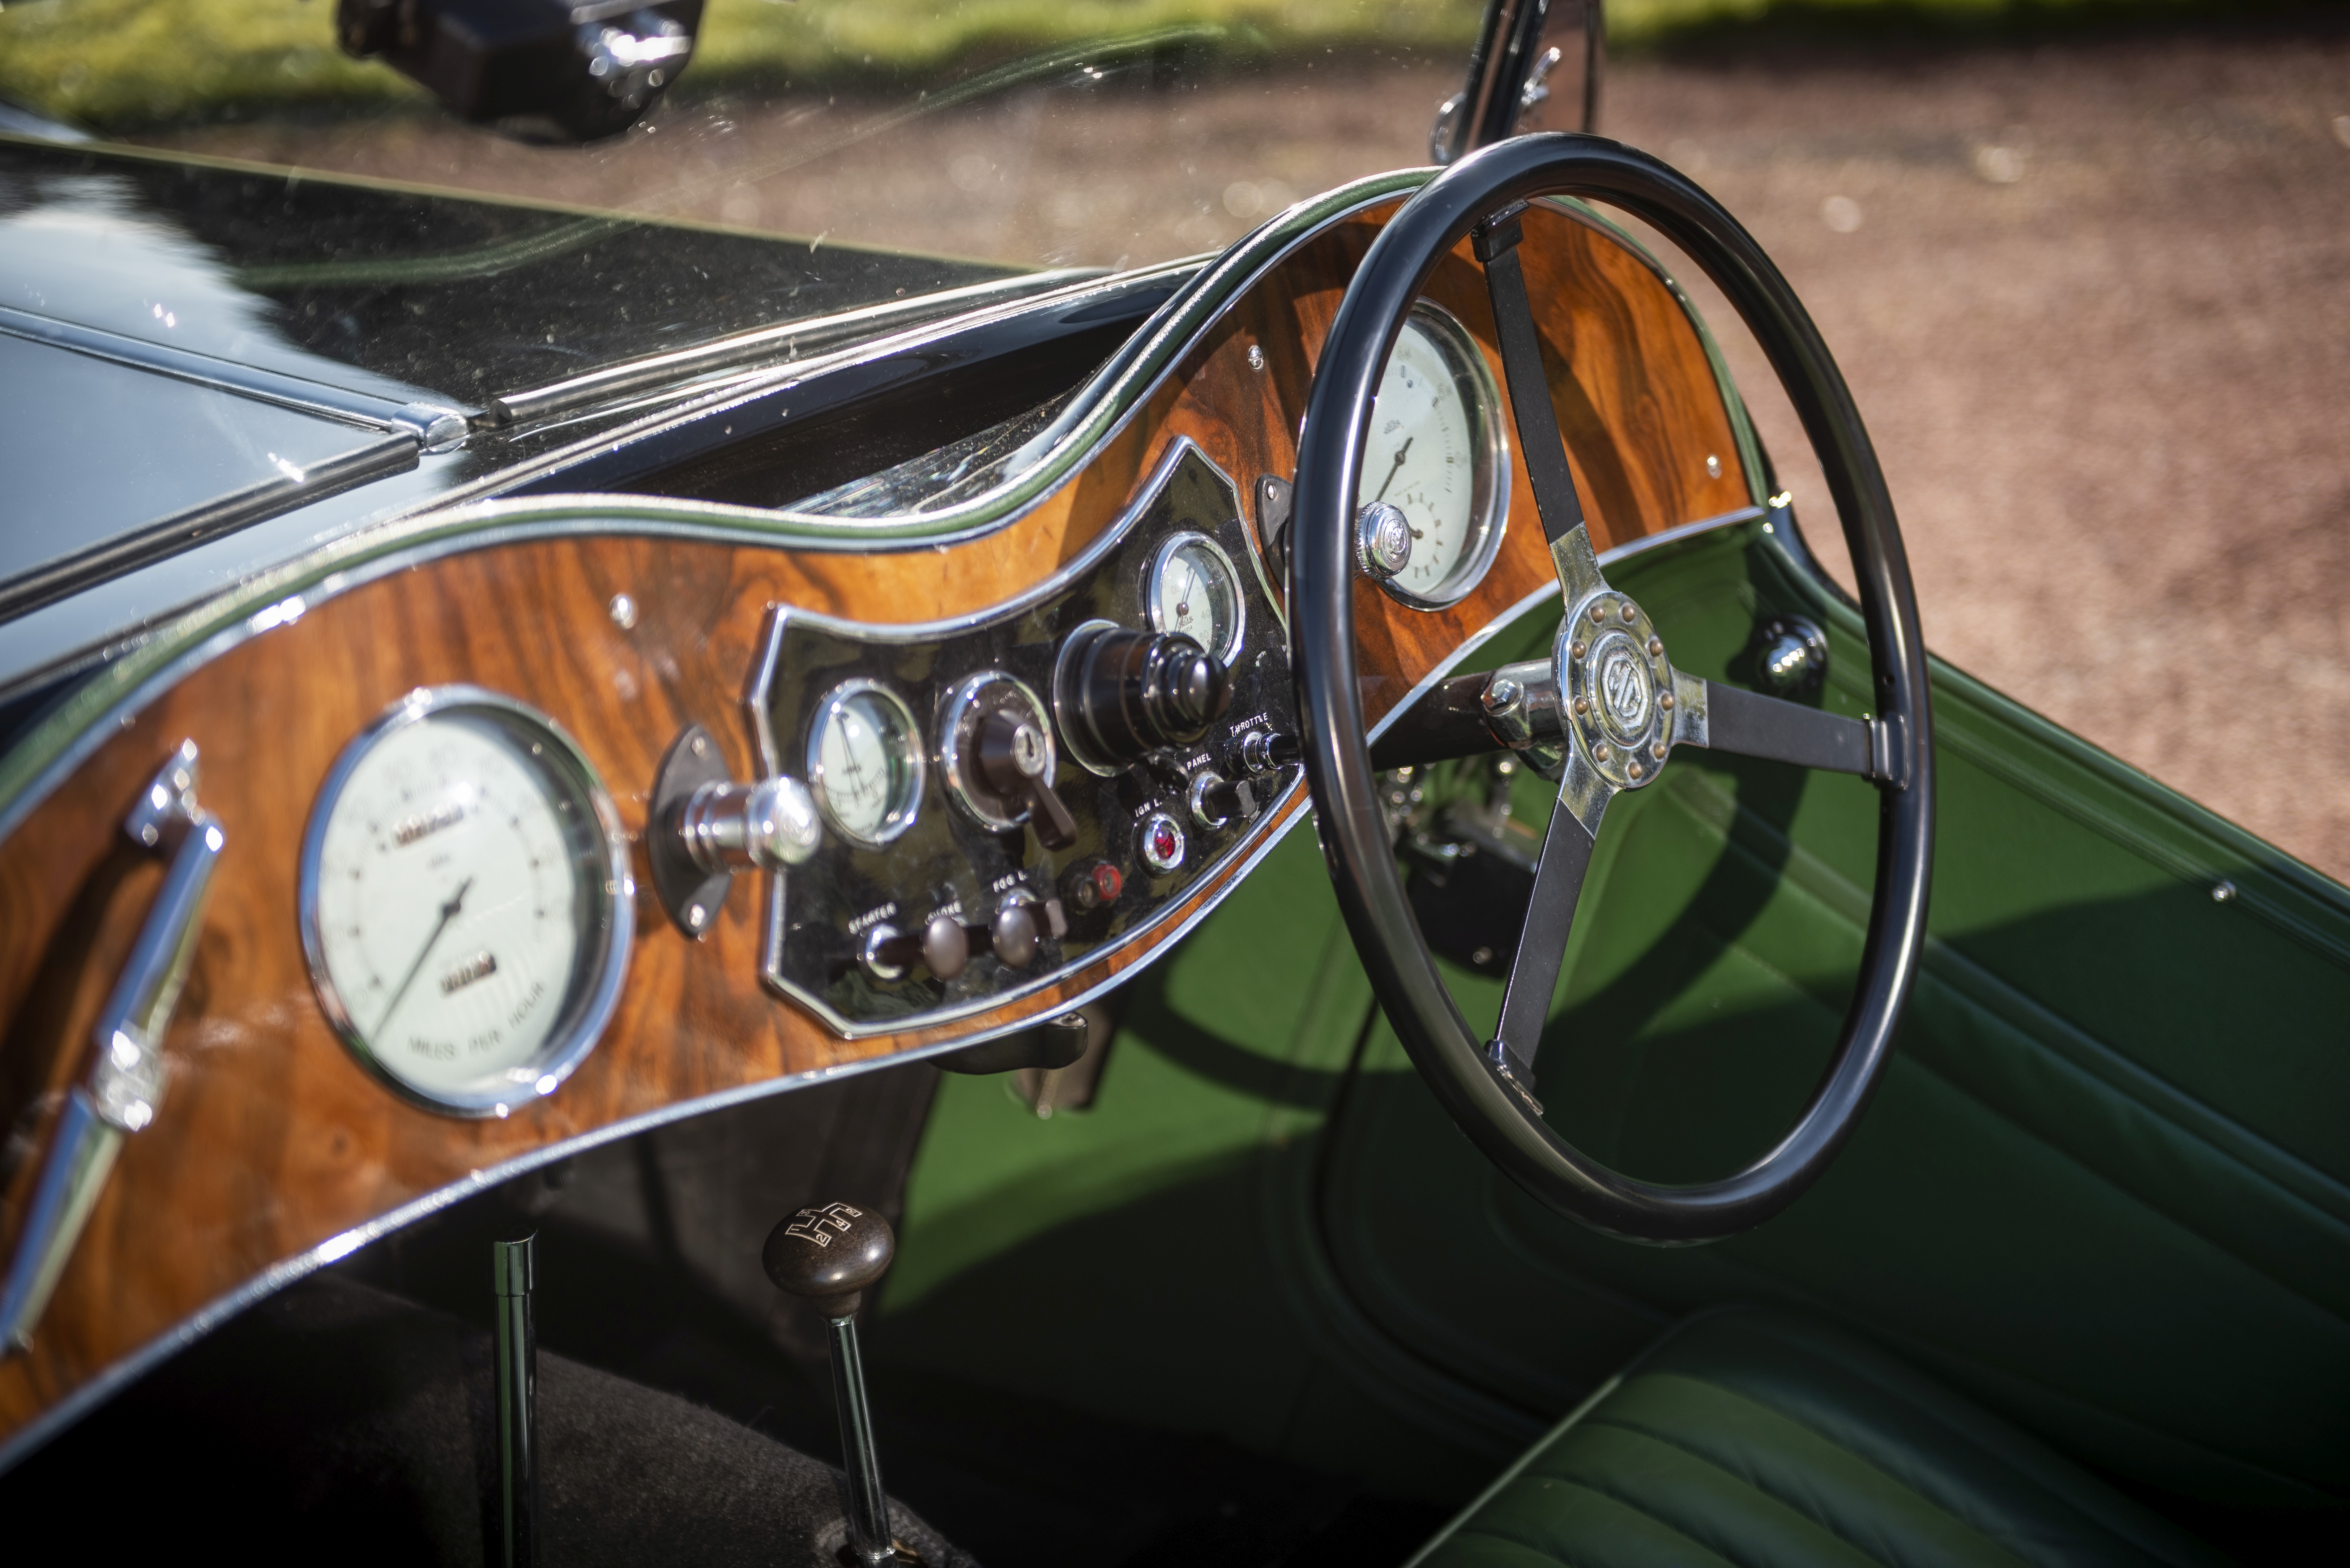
[1355,300,1510,609]
[299,686,632,1117]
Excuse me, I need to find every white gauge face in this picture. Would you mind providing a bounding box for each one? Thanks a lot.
[808,684,923,848]
[1148,534,1244,663]
[1356,305,1505,607]
[307,706,610,1108]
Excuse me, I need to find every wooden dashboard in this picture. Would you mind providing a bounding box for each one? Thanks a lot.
[0,195,1755,1461]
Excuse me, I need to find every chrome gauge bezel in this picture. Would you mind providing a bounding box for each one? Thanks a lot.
[1363,299,1511,612]
[1144,529,1247,665]
[296,684,633,1119]
[804,678,925,850]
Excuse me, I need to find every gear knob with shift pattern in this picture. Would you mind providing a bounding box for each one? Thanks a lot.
[764,1202,911,1567]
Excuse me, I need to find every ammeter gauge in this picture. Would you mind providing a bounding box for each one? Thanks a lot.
[806,679,924,849]
[299,686,631,1115]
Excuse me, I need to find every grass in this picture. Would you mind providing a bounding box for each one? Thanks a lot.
[0,0,2311,131]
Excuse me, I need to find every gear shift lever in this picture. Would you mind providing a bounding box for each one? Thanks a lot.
[764,1202,903,1567]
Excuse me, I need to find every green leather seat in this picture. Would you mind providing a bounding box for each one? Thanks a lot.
[1408,1308,2222,1568]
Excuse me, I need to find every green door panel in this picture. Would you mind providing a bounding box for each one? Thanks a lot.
[1324,521,2350,1507]
[880,517,2350,1517]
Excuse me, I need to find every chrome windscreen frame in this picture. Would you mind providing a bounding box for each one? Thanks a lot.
[295,684,634,1119]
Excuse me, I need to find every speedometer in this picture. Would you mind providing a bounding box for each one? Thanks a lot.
[299,686,631,1116]
[1355,300,1509,609]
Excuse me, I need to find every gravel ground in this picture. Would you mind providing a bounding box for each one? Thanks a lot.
[142,22,2350,877]
[1601,27,2350,885]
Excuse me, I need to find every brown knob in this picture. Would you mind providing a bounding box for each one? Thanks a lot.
[762,1201,895,1320]
[991,901,1041,969]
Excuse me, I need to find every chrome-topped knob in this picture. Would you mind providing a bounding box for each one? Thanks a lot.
[1356,502,1413,581]
[680,776,821,873]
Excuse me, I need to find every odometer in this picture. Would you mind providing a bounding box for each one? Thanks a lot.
[299,686,631,1116]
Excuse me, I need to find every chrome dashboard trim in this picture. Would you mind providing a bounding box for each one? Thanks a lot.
[1602,503,1766,566]
[0,304,473,439]
[485,267,1108,425]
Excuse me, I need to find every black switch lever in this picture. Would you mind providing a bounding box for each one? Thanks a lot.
[975,711,1078,851]
[765,1202,903,1568]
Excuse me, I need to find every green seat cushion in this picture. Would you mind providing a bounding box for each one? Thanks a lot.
[1408,1307,2223,1568]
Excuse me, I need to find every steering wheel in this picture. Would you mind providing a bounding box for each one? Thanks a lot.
[1291,135,1934,1244]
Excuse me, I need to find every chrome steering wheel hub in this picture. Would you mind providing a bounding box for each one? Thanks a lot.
[1559,591,1676,793]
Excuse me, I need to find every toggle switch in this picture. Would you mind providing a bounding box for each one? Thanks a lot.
[1188,771,1256,830]
[1232,728,1301,777]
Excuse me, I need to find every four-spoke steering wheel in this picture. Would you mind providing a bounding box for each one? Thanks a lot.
[1290,135,1935,1244]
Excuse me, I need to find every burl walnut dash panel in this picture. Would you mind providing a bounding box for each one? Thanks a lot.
[0,196,1751,1452]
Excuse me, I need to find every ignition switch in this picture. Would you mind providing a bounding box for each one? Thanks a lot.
[939,673,1076,851]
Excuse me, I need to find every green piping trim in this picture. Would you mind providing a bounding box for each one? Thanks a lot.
[1401,1373,1628,1568]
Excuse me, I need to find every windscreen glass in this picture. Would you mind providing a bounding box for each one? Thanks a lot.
[0,0,1482,401]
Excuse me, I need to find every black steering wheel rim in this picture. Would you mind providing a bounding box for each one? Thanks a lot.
[1291,133,1935,1245]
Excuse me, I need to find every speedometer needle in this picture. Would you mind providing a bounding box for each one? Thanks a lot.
[375,876,472,1036]
[1373,437,1414,502]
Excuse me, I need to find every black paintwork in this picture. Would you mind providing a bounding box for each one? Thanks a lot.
[0,132,1183,690]
[0,333,417,622]
[0,138,1009,408]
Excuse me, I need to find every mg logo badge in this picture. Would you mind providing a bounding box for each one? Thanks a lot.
[785,1201,863,1246]
[1601,648,1649,731]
